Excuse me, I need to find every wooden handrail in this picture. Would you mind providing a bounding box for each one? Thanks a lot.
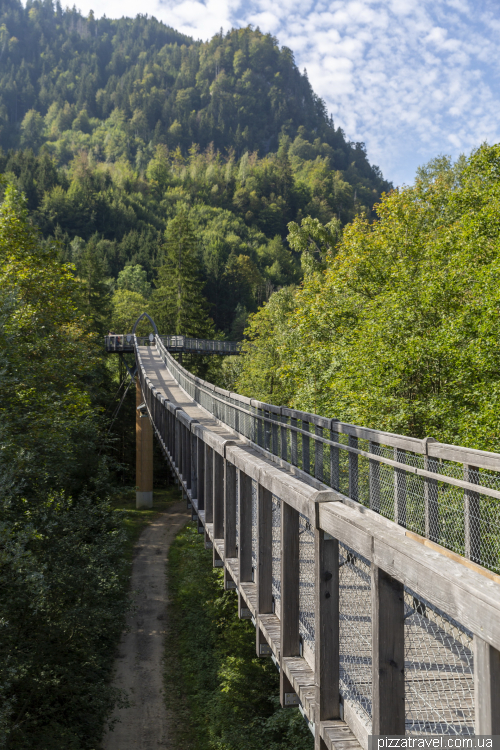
[134,337,500,745]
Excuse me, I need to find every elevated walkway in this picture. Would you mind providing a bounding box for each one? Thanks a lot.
[135,339,500,747]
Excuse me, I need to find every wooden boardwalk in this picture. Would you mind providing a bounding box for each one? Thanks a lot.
[134,344,500,749]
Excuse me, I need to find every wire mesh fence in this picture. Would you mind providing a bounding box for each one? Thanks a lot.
[299,512,316,653]
[404,588,474,736]
[137,338,495,740]
[153,335,500,575]
[251,480,257,578]
[271,496,281,618]
[235,470,239,551]
[339,541,372,723]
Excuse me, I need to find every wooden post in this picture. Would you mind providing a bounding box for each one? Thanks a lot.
[264,409,271,451]
[190,432,197,502]
[257,407,264,448]
[280,671,299,709]
[272,412,279,456]
[256,626,272,657]
[185,426,192,492]
[136,377,153,508]
[464,464,481,564]
[175,417,181,475]
[369,441,380,513]
[330,422,339,491]
[180,424,186,485]
[280,413,288,461]
[204,444,214,523]
[224,460,237,559]
[197,437,205,510]
[314,529,340,731]
[371,565,405,735]
[424,455,439,541]
[394,448,406,527]
[474,635,500,734]
[302,419,310,474]
[291,417,298,466]
[257,483,273,614]
[280,501,300,673]
[239,471,253,582]
[213,451,224,540]
[348,434,358,502]
[315,425,324,482]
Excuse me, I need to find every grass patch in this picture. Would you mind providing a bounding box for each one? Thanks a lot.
[111,485,184,564]
[164,523,314,750]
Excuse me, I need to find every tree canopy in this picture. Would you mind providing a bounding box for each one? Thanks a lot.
[235,144,500,452]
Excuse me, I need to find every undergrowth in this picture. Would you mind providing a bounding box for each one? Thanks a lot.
[164,523,314,750]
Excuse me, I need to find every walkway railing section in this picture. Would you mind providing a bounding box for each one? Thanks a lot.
[157,337,500,575]
[105,333,240,354]
[136,336,500,747]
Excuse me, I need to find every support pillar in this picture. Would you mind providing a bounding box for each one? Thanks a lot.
[136,377,153,508]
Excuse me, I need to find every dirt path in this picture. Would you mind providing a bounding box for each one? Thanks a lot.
[103,501,189,750]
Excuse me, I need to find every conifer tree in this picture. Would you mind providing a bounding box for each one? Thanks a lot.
[152,212,213,337]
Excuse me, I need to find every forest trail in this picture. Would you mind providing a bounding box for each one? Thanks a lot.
[102,501,189,750]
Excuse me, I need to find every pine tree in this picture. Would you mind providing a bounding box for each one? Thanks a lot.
[151,212,213,337]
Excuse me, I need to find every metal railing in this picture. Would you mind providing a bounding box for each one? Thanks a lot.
[105,333,241,354]
[154,336,500,575]
[134,336,500,745]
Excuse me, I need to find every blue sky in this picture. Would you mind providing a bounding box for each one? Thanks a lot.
[69,0,500,186]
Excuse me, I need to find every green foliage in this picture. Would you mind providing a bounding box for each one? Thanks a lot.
[110,289,149,334]
[165,523,313,750]
[0,181,129,749]
[0,493,127,750]
[152,212,212,337]
[117,263,151,298]
[0,1,391,337]
[236,144,500,452]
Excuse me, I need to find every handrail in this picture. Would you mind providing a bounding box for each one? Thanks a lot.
[134,334,500,744]
[104,333,241,354]
[154,334,500,575]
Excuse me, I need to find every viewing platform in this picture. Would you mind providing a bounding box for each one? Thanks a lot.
[105,334,241,355]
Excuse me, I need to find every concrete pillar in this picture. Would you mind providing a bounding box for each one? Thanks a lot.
[136,377,153,508]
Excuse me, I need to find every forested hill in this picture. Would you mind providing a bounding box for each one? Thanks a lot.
[0,0,391,337]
